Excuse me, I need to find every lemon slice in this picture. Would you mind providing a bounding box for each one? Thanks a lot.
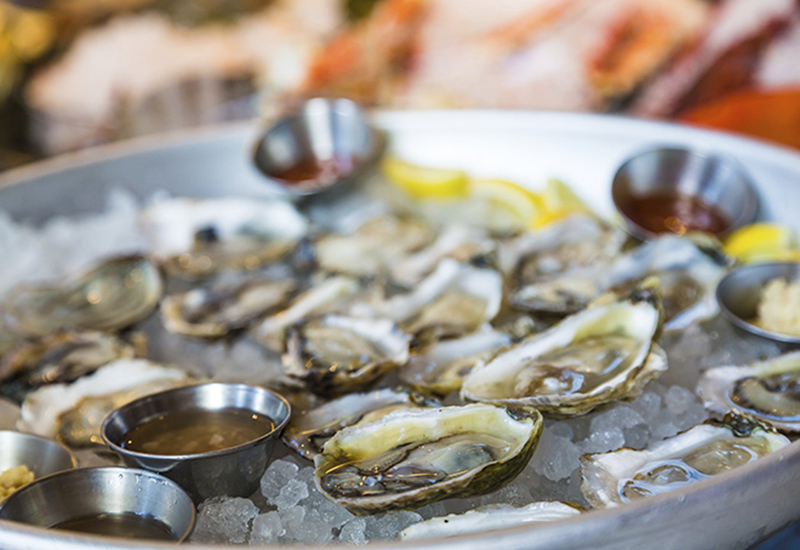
[468,178,545,231]
[529,179,590,228]
[381,156,469,199]
[723,223,795,262]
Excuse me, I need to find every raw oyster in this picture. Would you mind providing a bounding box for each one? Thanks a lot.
[256,276,362,351]
[314,403,543,514]
[141,197,308,278]
[314,214,434,278]
[0,331,137,404]
[18,359,191,446]
[580,413,791,508]
[377,259,503,345]
[399,501,582,540]
[283,314,410,395]
[5,255,162,337]
[697,351,800,433]
[283,388,439,459]
[461,284,666,416]
[161,274,297,338]
[399,326,511,397]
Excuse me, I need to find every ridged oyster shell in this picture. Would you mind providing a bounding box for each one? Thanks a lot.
[461,284,666,416]
[4,255,162,337]
[697,351,800,433]
[580,413,790,508]
[399,501,582,540]
[313,403,543,514]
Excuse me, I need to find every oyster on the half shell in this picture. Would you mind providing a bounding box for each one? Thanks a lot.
[461,283,666,416]
[580,413,790,508]
[314,403,543,514]
[697,351,800,433]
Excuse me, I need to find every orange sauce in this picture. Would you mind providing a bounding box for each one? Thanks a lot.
[272,157,357,189]
[621,190,731,236]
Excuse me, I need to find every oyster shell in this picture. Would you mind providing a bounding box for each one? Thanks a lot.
[283,314,410,395]
[283,388,439,459]
[18,359,191,445]
[142,197,308,278]
[5,255,162,337]
[399,501,582,540]
[314,403,543,514]
[314,215,434,278]
[461,284,667,416]
[399,326,511,397]
[697,351,800,433]
[580,413,791,508]
[161,274,297,338]
[0,331,137,404]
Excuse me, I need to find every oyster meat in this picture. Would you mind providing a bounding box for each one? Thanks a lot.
[142,197,308,278]
[314,403,543,514]
[161,274,297,338]
[580,413,791,508]
[283,314,410,395]
[18,359,191,445]
[283,388,438,459]
[5,255,162,338]
[0,331,137,404]
[399,501,582,540]
[697,351,800,433]
[461,284,667,416]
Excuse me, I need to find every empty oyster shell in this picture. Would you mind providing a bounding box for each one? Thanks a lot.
[283,388,439,459]
[580,413,790,508]
[5,255,162,338]
[0,331,137,404]
[18,359,191,445]
[314,403,543,514]
[142,197,308,278]
[161,275,297,338]
[283,314,411,395]
[461,284,666,416]
[399,501,582,540]
[697,351,800,433]
[399,326,511,397]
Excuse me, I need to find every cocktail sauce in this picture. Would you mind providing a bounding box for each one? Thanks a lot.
[272,157,357,188]
[620,190,731,236]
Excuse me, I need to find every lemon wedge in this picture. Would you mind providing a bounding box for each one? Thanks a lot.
[468,178,546,231]
[529,179,590,228]
[381,155,469,199]
[723,223,795,262]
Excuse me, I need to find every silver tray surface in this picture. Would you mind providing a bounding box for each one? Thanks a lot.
[1,110,799,550]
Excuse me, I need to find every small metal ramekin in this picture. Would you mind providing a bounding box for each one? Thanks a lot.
[612,146,759,239]
[716,261,800,344]
[101,383,291,502]
[0,466,194,541]
[0,430,76,484]
[251,97,385,199]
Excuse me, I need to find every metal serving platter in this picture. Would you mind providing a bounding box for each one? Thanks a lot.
[0,111,799,550]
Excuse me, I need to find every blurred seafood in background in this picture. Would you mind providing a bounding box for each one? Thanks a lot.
[0,0,799,160]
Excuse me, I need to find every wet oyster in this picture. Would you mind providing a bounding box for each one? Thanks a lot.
[283,315,410,395]
[283,388,439,459]
[399,327,511,397]
[377,259,503,346]
[18,359,191,446]
[580,413,790,508]
[5,255,162,338]
[0,331,137,404]
[399,501,582,540]
[314,215,434,278]
[142,197,308,278]
[697,351,800,433]
[314,403,543,514]
[161,274,297,338]
[461,284,666,416]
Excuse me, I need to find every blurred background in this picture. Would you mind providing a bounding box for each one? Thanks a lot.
[0,0,799,170]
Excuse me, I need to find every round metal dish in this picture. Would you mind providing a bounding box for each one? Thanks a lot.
[1,111,799,550]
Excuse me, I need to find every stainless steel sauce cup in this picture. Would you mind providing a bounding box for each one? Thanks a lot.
[101,383,291,501]
[0,466,195,541]
[0,430,76,484]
